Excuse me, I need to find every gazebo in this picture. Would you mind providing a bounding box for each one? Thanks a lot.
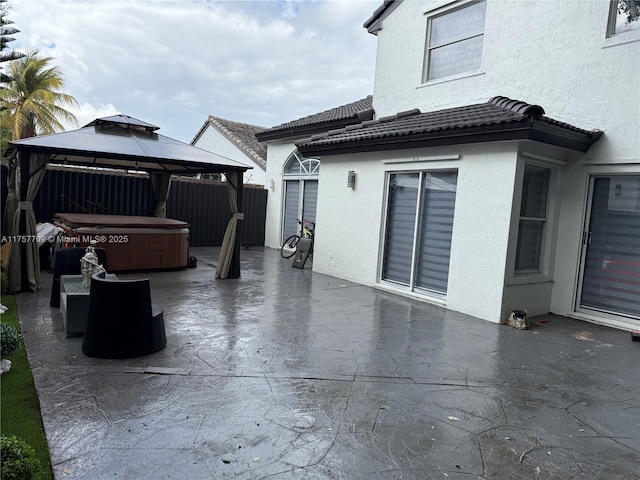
[1,114,251,292]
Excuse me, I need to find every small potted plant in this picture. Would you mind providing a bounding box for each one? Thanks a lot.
[1,322,21,374]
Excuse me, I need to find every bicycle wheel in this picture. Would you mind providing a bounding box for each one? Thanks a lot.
[280,235,300,258]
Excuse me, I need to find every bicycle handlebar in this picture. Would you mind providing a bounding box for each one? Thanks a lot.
[297,218,316,228]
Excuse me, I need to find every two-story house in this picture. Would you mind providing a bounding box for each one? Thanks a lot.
[258,0,640,332]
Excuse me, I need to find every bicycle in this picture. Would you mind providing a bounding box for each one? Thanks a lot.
[280,219,315,259]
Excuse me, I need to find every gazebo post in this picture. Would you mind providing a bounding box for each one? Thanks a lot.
[8,148,37,292]
[18,149,31,290]
[228,173,244,279]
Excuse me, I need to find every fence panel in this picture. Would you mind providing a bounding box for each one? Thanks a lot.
[3,165,267,247]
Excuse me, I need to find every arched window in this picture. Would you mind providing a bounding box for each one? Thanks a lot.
[283,151,320,176]
[282,151,320,240]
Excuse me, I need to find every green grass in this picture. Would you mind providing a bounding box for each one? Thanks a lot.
[1,293,54,480]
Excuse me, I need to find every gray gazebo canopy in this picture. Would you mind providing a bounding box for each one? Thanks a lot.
[2,114,251,292]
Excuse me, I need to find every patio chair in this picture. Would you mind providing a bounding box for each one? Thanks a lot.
[49,247,109,308]
[82,272,166,359]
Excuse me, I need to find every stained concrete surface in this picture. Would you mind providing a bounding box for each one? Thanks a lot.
[13,246,640,479]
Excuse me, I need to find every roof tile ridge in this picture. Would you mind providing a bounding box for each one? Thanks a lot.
[270,95,374,130]
[208,116,266,166]
[316,107,420,139]
[488,95,545,117]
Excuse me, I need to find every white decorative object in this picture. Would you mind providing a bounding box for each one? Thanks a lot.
[80,241,106,288]
[0,359,11,374]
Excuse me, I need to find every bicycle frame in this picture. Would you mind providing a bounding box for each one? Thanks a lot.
[281,219,315,259]
[302,219,315,239]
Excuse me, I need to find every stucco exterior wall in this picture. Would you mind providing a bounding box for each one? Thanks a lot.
[312,152,386,286]
[312,143,519,323]
[446,144,518,322]
[193,125,266,186]
[263,142,299,249]
[372,0,639,160]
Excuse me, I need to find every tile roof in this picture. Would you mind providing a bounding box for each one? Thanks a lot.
[296,96,602,155]
[363,0,403,35]
[256,96,374,142]
[195,117,268,169]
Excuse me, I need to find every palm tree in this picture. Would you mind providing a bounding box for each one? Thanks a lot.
[0,49,78,140]
[1,0,25,88]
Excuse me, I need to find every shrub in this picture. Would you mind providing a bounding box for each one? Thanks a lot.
[0,435,42,480]
[1,323,21,358]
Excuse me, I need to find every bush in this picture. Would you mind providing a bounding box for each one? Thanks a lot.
[0,435,42,480]
[1,323,21,357]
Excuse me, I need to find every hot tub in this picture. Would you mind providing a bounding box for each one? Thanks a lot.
[54,213,189,271]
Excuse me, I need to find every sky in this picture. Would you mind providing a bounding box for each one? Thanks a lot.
[8,0,380,143]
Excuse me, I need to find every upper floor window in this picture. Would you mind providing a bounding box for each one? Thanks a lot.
[607,0,640,36]
[423,0,487,82]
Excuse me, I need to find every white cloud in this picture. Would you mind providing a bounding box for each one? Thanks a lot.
[64,103,120,131]
[10,0,379,142]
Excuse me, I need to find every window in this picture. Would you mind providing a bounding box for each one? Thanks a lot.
[607,0,640,36]
[515,166,550,273]
[424,0,487,82]
[282,151,319,241]
[284,151,320,176]
[382,171,458,295]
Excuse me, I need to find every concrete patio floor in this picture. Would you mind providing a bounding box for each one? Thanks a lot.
[14,246,640,479]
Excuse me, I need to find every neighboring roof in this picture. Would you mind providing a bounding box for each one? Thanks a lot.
[2,114,251,174]
[296,96,603,156]
[256,96,374,142]
[363,0,403,34]
[192,116,267,170]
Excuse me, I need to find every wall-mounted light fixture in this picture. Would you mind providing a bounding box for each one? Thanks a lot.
[615,184,621,196]
[269,178,275,191]
[347,170,356,188]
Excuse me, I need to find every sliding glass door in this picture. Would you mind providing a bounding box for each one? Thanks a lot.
[579,176,640,320]
[382,171,458,295]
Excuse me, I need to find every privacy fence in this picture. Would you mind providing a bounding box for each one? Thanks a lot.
[1,165,267,247]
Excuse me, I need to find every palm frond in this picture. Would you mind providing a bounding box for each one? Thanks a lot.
[2,48,78,138]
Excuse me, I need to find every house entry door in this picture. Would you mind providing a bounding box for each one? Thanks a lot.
[578,176,640,321]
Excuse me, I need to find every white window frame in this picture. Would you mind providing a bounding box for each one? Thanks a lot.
[281,150,320,243]
[422,0,487,83]
[283,151,320,177]
[378,166,459,299]
[505,154,563,285]
[514,165,550,275]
